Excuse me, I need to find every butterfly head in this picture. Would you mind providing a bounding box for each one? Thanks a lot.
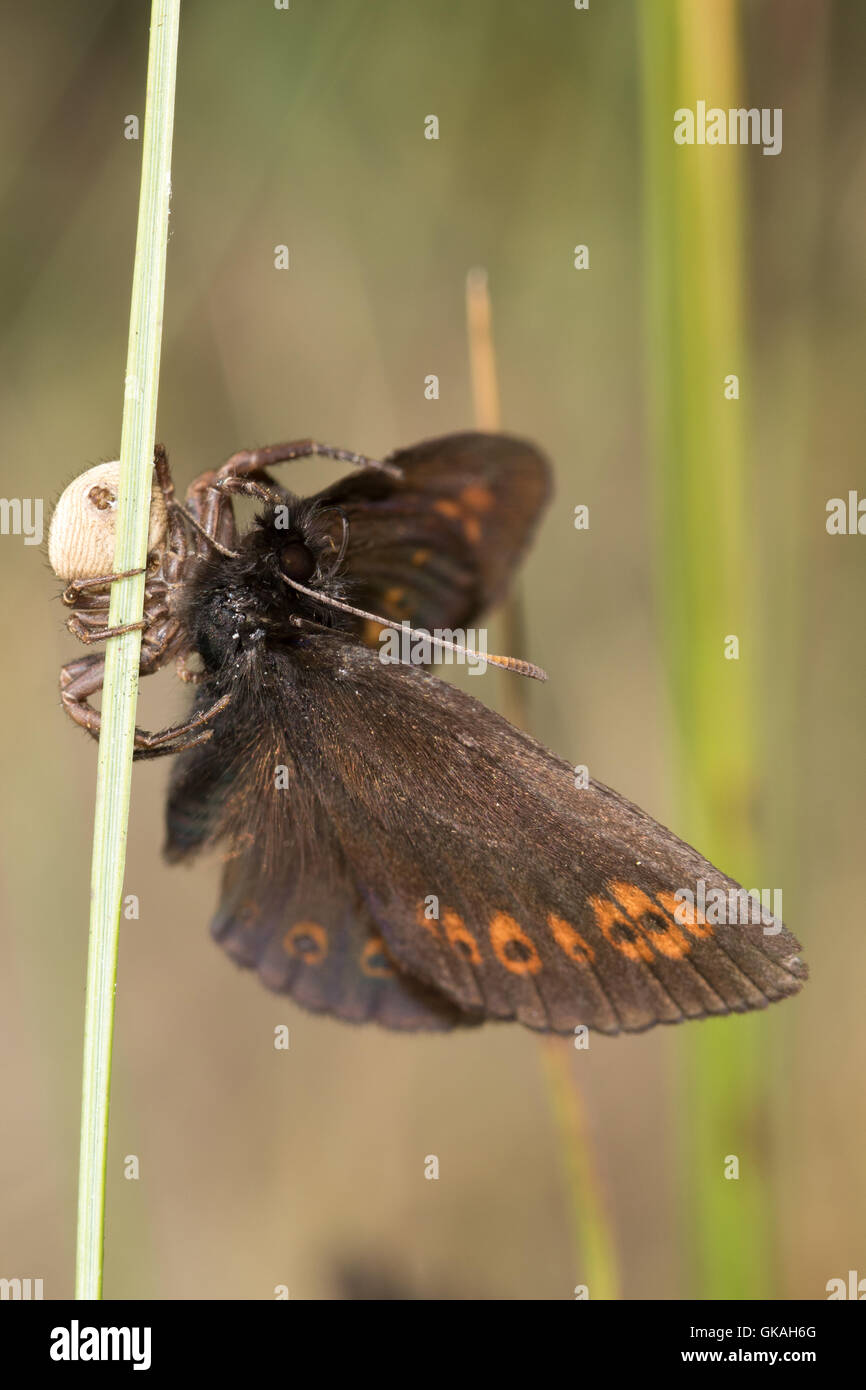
[248,497,348,591]
[183,500,350,673]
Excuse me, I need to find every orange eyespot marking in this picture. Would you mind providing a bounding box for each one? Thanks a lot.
[608,882,691,960]
[547,913,595,965]
[361,934,397,978]
[462,515,482,545]
[442,909,482,965]
[433,498,461,520]
[415,902,440,938]
[384,586,407,611]
[489,912,542,975]
[411,548,431,567]
[283,920,329,964]
[590,894,655,963]
[656,889,714,940]
[460,485,495,514]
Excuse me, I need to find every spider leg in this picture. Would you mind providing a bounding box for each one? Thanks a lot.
[178,469,239,558]
[212,475,284,506]
[59,653,110,743]
[153,443,176,504]
[59,648,230,758]
[130,691,232,759]
[66,613,147,644]
[61,568,145,607]
[215,438,402,481]
[176,651,204,684]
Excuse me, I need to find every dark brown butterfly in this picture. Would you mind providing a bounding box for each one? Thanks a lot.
[50,433,807,1034]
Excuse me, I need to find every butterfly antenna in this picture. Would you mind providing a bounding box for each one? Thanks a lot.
[278,572,548,681]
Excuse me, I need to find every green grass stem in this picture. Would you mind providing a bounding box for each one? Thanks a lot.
[639,0,772,1298]
[75,0,181,1300]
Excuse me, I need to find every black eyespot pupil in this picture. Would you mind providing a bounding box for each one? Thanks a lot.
[280,541,316,582]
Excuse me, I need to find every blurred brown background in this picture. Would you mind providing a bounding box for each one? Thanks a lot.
[0,0,863,1299]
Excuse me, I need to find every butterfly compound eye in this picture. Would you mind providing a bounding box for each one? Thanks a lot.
[279,540,317,583]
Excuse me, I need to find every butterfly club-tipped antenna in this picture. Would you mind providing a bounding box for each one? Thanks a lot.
[277,570,548,682]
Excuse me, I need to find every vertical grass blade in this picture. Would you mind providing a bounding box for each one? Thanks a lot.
[466,268,620,1300]
[639,0,772,1297]
[75,0,181,1300]
[538,1042,621,1301]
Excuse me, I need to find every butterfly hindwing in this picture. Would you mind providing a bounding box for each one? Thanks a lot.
[166,722,471,1031]
[214,851,468,1031]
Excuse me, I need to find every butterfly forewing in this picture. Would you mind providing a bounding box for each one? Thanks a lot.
[160,431,806,1034]
[310,431,551,632]
[167,634,806,1034]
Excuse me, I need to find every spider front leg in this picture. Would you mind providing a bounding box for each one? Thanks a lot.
[215,438,402,482]
[179,469,240,558]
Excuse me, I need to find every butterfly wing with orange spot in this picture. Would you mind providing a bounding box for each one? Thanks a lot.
[165,700,470,1032]
[307,431,550,633]
[165,503,807,1036]
[210,849,466,1030]
[199,636,805,1036]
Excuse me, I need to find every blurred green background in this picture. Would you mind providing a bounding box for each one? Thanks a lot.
[1,0,863,1299]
